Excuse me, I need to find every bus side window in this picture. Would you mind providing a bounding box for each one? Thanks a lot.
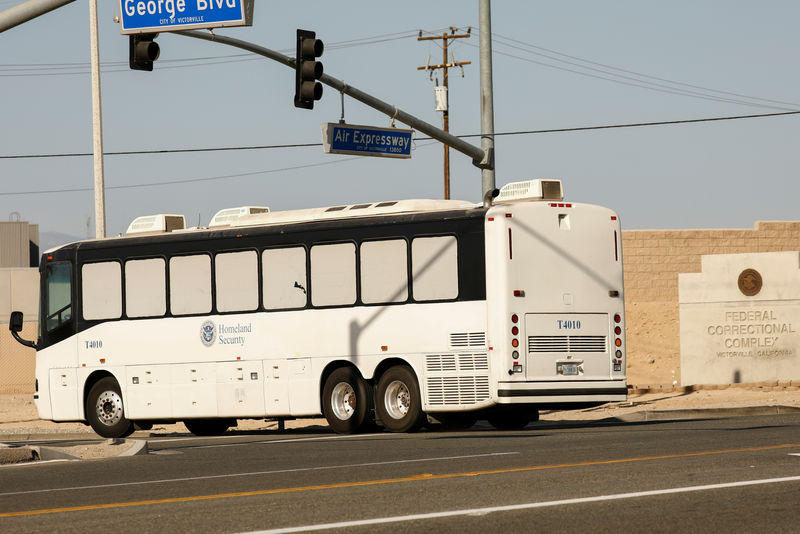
[360,239,408,304]
[215,250,258,313]
[310,243,356,307]
[262,247,307,310]
[125,258,166,318]
[82,261,122,321]
[170,255,212,315]
[411,236,459,301]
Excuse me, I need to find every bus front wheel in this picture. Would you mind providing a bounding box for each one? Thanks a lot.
[322,367,373,434]
[86,377,135,438]
[375,366,425,433]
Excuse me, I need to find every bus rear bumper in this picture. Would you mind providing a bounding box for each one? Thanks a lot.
[496,380,627,404]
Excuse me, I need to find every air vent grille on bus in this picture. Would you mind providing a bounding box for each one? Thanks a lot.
[449,332,487,348]
[426,354,489,372]
[528,336,607,353]
[426,376,490,406]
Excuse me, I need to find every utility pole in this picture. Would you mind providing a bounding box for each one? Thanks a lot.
[417,28,471,199]
[89,0,105,239]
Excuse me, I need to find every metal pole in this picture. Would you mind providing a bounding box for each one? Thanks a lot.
[442,34,450,200]
[177,30,492,170]
[89,0,105,238]
[479,0,496,198]
[0,0,75,33]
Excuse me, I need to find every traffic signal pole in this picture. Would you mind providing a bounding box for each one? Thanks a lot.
[176,29,492,170]
[0,0,75,33]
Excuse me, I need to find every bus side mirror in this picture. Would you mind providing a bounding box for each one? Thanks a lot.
[9,311,37,350]
[9,311,23,333]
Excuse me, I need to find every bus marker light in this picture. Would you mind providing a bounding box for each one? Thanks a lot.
[488,217,495,221]
[513,290,525,297]
[611,216,617,220]
[237,356,241,360]
[82,363,86,367]
[511,314,519,323]
[615,338,622,347]
[381,346,388,351]
[505,213,512,218]
[99,358,106,364]
[512,326,519,335]
[614,314,621,323]
[512,339,519,348]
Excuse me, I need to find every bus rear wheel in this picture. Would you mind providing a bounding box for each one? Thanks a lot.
[183,418,232,436]
[322,367,373,434]
[86,377,135,438]
[375,366,425,433]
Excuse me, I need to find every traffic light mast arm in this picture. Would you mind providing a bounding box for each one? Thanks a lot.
[175,29,492,170]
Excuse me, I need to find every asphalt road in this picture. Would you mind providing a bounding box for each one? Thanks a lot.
[1,415,799,533]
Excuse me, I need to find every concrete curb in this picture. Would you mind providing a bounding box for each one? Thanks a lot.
[0,438,148,464]
[0,444,38,465]
[612,404,800,423]
[628,382,800,395]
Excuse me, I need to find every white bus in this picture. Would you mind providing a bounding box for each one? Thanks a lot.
[9,179,626,438]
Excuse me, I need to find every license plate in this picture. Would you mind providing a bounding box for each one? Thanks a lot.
[559,363,579,376]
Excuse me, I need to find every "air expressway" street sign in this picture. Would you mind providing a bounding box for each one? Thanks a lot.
[321,123,413,159]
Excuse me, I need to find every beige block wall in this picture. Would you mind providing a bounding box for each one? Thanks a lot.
[0,323,36,394]
[622,221,800,385]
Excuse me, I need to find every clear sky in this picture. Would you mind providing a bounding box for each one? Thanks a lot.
[1,1,799,240]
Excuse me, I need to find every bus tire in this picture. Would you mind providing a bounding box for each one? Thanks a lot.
[436,413,478,430]
[322,367,372,434]
[183,418,232,436]
[86,377,135,438]
[488,408,533,431]
[375,366,425,433]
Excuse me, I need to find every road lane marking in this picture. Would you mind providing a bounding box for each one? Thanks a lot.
[243,475,800,534]
[0,443,796,518]
[0,452,519,497]
[151,433,385,447]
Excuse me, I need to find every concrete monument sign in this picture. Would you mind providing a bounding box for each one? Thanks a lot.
[679,251,800,385]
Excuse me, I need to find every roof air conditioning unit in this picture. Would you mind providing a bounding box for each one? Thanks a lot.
[495,179,564,203]
[208,206,270,228]
[126,214,186,235]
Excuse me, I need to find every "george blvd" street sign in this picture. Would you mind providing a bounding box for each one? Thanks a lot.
[119,0,254,35]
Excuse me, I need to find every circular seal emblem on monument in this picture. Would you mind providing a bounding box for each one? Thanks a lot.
[737,268,762,297]
[200,320,216,346]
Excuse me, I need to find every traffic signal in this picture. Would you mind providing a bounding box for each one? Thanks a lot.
[294,29,324,109]
[129,33,160,71]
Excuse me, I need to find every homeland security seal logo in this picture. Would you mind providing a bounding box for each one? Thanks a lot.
[738,268,762,297]
[200,320,216,346]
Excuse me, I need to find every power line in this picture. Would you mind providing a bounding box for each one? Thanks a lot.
[2,110,797,161]
[423,110,800,140]
[0,141,440,197]
[0,29,430,77]
[491,32,800,110]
